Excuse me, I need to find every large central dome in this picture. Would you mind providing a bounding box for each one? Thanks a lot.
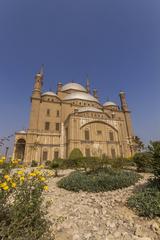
[61,82,87,92]
[63,92,99,102]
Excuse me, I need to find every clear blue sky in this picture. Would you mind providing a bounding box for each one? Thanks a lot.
[0,0,160,154]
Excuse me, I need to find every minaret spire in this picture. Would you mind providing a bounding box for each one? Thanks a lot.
[32,65,44,98]
[39,64,44,77]
[86,74,90,93]
[119,91,128,111]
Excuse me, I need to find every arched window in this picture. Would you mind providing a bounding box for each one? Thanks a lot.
[111,148,116,159]
[54,150,59,159]
[109,131,114,141]
[56,123,60,131]
[56,110,60,117]
[45,122,50,131]
[15,139,26,161]
[46,109,50,116]
[85,129,90,141]
[43,151,48,161]
[85,148,90,157]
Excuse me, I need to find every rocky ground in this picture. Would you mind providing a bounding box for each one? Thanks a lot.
[44,170,160,240]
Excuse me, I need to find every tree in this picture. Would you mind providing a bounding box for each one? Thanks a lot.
[133,152,152,172]
[132,136,144,152]
[69,148,83,160]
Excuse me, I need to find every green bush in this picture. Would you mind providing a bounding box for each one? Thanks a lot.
[133,152,152,172]
[49,157,135,172]
[109,157,126,169]
[57,169,141,192]
[45,159,65,169]
[148,141,160,178]
[62,157,105,172]
[80,157,103,172]
[147,178,160,190]
[128,186,160,218]
[57,157,86,170]
[45,160,51,167]
[128,141,160,219]
[31,160,38,167]
[48,158,65,176]
[101,157,135,170]
[69,148,83,160]
[46,156,135,172]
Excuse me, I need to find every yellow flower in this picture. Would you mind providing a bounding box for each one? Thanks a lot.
[0,182,7,188]
[39,164,44,169]
[29,172,36,177]
[34,170,42,175]
[11,182,16,188]
[40,177,46,182]
[4,175,10,179]
[43,185,48,191]
[17,170,24,175]
[20,176,25,182]
[11,158,19,164]
[5,176,11,182]
[0,159,4,164]
[1,156,6,160]
[3,185,9,191]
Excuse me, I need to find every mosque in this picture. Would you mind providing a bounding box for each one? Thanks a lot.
[13,68,135,164]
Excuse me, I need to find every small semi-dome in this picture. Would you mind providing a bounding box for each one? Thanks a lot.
[17,130,26,134]
[78,107,102,113]
[63,92,99,103]
[42,91,57,97]
[61,82,87,92]
[103,101,117,107]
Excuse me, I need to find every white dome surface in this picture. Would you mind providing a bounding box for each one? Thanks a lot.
[78,107,102,113]
[103,101,117,107]
[42,91,57,96]
[63,92,99,103]
[18,130,26,134]
[61,83,87,92]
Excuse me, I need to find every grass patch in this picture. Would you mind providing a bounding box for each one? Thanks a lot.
[57,168,141,192]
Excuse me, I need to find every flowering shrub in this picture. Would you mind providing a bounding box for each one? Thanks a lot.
[0,157,53,240]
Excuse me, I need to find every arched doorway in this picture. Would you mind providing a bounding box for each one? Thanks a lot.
[15,139,26,161]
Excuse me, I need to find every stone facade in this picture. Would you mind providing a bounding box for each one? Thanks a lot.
[13,69,135,164]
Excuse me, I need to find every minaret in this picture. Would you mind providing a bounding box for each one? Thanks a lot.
[29,66,44,130]
[57,82,63,92]
[119,91,128,111]
[86,75,90,93]
[119,91,134,156]
[32,65,44,99]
